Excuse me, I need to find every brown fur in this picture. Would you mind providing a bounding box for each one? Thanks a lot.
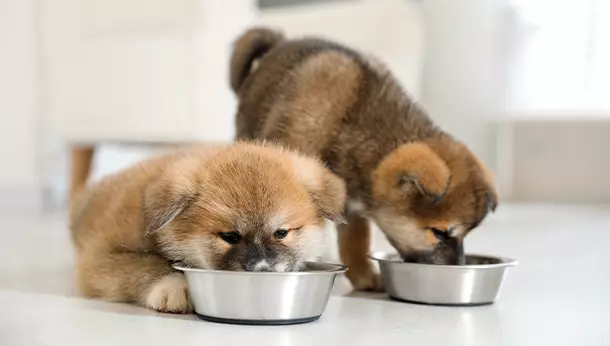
[230,28,498,291]
[69,142,346,312]
[337,213,382,291]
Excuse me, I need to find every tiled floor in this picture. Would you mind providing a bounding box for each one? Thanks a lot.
[1,205,609,345]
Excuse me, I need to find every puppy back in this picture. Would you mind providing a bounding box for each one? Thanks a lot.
[230,27,285,93]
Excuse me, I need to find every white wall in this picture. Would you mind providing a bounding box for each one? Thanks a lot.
[0,0,40,211]
[420,0,510,171]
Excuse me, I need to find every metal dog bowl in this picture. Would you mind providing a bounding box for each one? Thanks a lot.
[173,262,347,325]
[370,252,517,306]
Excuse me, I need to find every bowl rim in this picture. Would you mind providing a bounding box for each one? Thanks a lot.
[369,252,518,269]
[172,261,348,276]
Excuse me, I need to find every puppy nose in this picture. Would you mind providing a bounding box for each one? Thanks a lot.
[441,236,465,265]
[410,236,465,265]
[243,259,272,272]
[452,237,465,265]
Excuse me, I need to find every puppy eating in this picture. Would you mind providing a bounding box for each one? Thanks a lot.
[69,142,345,313]
[230,28,499,291]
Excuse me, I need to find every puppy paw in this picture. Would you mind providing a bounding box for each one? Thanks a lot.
[347,267,384,292]
[144,273,192,313]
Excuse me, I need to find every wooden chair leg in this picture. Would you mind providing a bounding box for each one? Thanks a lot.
[70,146,94,198]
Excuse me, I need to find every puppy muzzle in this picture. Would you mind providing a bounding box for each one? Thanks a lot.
[243,258,273,272]
[404,237,465,265]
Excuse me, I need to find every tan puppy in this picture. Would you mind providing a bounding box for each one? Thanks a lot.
[69,142,345,313]
[230,28,499,291]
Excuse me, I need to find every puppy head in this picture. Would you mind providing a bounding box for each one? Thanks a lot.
[142,143,345,272]
[370,135,498,265]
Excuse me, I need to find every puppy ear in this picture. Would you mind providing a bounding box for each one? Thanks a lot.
[290,155,347,224]
[142,176,197,234]
[475,157,499,212]
[374,142,451,204]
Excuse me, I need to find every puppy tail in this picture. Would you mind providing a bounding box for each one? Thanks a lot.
[230,27,285,93]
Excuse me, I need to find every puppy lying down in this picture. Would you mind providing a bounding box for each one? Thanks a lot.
[69,142,346,313]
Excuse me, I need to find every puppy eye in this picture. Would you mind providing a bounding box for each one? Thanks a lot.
[274,229,289,240]
[430,228,450,241]
[219,231,241,245]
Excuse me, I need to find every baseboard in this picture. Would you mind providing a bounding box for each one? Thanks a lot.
[0,187,43,214]
[497,116,610,203]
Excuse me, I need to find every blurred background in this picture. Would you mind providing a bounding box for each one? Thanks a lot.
[1,0,609,215]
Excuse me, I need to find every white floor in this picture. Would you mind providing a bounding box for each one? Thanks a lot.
[1,205,609,346]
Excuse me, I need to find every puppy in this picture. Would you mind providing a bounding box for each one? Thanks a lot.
[230,28,499,291]
[69,142,346,313]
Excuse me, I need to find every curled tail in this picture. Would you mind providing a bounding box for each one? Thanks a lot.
[230,27,285,93]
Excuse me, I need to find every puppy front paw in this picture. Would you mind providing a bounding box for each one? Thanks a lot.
[347,266,384,292]
[144,273,192,313]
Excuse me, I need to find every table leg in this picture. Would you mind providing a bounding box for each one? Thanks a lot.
[70,146,94,198]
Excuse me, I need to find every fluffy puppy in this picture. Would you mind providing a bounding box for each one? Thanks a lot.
[69,142,346,313]
[230,28,498,291]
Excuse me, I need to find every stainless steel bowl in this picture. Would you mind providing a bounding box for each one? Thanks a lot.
[173,262,347,325]
[370,252,518,306]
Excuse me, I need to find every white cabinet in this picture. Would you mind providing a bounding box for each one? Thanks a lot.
[42,0,257,144]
